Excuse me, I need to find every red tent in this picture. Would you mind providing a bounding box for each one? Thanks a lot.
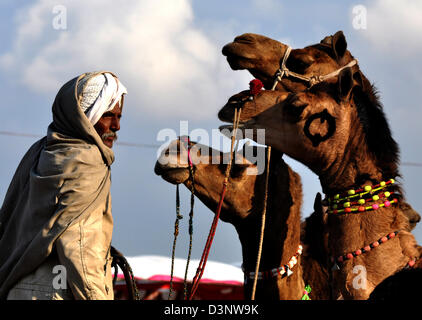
[113,255,244,300]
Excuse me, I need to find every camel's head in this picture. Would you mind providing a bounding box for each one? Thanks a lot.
[154,138,264,223]
[222,33,288,87]
[219,67,399,183]
[223,31,357,93]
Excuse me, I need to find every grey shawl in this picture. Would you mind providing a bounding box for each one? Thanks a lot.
[0,72,116,298]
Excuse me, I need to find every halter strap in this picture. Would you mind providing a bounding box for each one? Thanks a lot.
[271,45,358,90]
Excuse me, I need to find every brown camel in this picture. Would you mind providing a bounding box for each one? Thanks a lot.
[222,30,359,93]
[217,68,421,299]
[154,139,330,299]
[220,31,420,230]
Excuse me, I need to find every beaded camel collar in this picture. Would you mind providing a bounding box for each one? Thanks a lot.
[325,178,399,215]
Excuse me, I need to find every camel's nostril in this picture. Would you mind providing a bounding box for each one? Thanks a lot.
[154,162,164,176]
[222,43,231,56]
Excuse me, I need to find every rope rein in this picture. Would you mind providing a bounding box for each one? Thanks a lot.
[188,107,242,300]
[250,146,271,300]
[183,145,195,299]
[168,137,195,300]
[111,246,140,300]
[168,184,182,299]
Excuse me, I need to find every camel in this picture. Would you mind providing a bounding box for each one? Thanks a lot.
[220,30,420,229]
[217,67,422,299]
[222,30,359,94]
[154,139,331,300]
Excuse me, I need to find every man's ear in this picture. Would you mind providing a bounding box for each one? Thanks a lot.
[332,31,347,60]
[338,67,354,100]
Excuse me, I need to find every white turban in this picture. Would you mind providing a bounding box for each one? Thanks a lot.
[77,72,127,125]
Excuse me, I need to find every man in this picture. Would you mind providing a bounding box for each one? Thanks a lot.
[0,71,127,300]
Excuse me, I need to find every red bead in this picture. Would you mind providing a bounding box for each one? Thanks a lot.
[345,207,352,213]
[338,256,344,263]
[372,241,379,247]
[355,249,362,256]
[364,245,371,252]
[372,204,379,210]
[381,236,388,243]
[389,232,396,238]
[358,206,365,212]
[346,253,354,260]
[408,260,416,268]
[384,201,391,207]
[333,210,338,214]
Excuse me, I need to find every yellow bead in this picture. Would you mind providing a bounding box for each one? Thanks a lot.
[390,179,395,184]
[372,195,379,201]
[358,199,365,205]
[380,181,386,187]
[344,202,351,208]
[348,190,355,195]
[384,191,391,198]
[364,186,372,192]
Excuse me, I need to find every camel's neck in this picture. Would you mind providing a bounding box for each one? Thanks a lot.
[313,114,416,299]
[236,156,304,299]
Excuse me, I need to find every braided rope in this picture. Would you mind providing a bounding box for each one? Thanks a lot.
[111,246,140,300]
[188,108,242,300]
[168,184,182,299]
[183,156,195,299]
[251,146,271,300]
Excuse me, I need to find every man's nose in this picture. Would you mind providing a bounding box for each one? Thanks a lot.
[111,115,120,132]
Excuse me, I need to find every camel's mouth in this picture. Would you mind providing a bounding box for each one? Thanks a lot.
[218,122,258,140]
[154,164,189,185]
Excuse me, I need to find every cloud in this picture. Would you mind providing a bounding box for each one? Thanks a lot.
[360,0,422,56]
[0,0,250,120]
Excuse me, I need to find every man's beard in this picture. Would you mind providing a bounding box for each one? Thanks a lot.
[101,132,118,142]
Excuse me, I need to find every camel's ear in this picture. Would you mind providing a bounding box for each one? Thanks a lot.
[332,31,347,59]
[338,67,354,100]
[320,35,332,46]
[353,70,365,90]
[313,193,323,214]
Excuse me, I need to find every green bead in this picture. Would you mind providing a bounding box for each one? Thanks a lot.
[348,189,355,195]
[384,191,391,198]
[343,202,351,208]
[372,195,379,201]
[358,199,366,205]
[380,181,386,187]
[334,194,340,200]
[364,185,372,192]
[333,204,338,209]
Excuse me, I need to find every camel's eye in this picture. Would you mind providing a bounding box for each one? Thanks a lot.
[286,56,313,73]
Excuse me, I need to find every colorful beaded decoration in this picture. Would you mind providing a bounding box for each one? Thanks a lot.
[243,245,303,280]
[301,285,312,300]
[331,231,399,270]
[327,179,399,214]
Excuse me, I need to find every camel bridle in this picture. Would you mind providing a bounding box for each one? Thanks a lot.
[271,45,358,90]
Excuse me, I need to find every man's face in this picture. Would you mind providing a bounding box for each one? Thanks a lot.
[94,101,122,148]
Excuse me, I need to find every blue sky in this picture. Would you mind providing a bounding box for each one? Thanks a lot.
[0,0,421,266]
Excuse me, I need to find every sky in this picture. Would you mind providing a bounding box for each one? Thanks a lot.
[0,0,421,270]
